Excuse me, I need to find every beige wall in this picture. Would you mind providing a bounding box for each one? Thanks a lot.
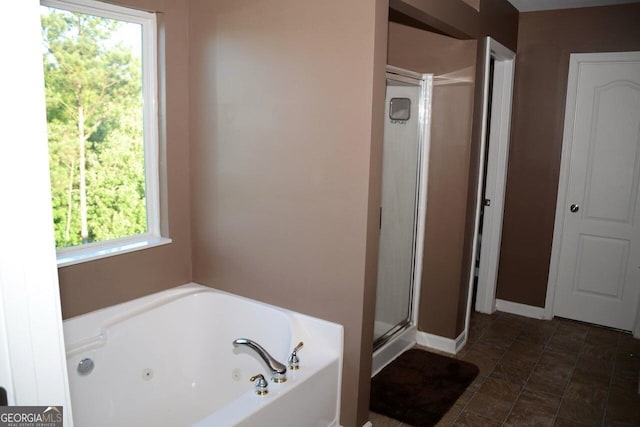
[389,0,518,51]
[58,0,192,319]
[387,22,477,339]
[497,4,640,307]
[187,1,387,425]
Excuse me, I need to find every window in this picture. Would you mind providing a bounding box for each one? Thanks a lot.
[40,0,169,266]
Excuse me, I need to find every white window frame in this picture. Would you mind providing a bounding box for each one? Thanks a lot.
[41,0,170,267]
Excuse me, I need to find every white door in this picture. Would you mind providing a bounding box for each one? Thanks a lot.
[552,52,640,331]
[0,1,73,421]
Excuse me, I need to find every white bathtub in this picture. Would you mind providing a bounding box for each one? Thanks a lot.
[63,283,343,427]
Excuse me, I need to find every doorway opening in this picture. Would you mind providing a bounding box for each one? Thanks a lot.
[465,38,515,327]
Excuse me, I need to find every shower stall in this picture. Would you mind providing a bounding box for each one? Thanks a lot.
[372,66,433,374]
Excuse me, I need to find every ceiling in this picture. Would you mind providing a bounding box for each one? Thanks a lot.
[507,0,640,11]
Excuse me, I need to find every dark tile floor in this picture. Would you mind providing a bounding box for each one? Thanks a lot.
[370,311,640,426]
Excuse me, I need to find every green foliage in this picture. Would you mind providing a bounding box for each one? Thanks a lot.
[41,6,147,248]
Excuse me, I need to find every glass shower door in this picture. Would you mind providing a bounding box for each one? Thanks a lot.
[373,76,422,347]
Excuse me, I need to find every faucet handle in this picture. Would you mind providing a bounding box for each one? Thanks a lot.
[249,373,269,395]
[288,341,304,370]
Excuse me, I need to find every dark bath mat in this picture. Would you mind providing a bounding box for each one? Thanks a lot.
[370,348,479,426]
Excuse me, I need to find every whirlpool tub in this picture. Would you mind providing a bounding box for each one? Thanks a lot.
[63,283,343,426]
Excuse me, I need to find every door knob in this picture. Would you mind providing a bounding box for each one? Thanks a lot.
[570,204,579,213]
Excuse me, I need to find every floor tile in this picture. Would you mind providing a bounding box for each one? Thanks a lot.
[477,376,522,400]
[517,327,556,345]
[478,332,514,349]
[471,340,509,359]
[604,393,640,426]
[614,351,640,378]
[585,326,620,347]
[464,391,515,422]
[571,367,612,389]
[579,342,616,364]
[544,346,581,363]
[607,386,640,409]
[554,417,593,426]
[513,389,562,416]
[509,338,545,356]
[455,376,483,406]
[618,333,640,354]
[526,374,567,397]
[564,380,608,407]
[538,348,579,367]
[505,407,555,427]
[490,360,535,386]
[369,411,402,427]
[609,373,639,397]
[487,322,522,339]
[501,345,542,366]
[459,350,499,376]
[545,334,583,356]
[553,319,590,337]
[455,388,477,406]
[452,411,502,427]
[557,399,605,426]
[435,403,464,427]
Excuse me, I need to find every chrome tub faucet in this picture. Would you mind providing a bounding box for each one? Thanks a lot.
[232,338,287,383]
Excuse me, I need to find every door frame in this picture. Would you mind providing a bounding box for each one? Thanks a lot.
[545,51,640,338]
[468,37,516,317]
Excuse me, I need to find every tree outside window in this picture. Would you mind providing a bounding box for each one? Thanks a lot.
[41,3,149,249]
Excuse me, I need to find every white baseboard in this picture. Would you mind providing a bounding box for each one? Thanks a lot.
[371,325,416,377]
[496,299,548,319]
[416,330,466,354]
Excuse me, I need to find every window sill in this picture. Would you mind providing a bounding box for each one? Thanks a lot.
[56,235,172,268]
